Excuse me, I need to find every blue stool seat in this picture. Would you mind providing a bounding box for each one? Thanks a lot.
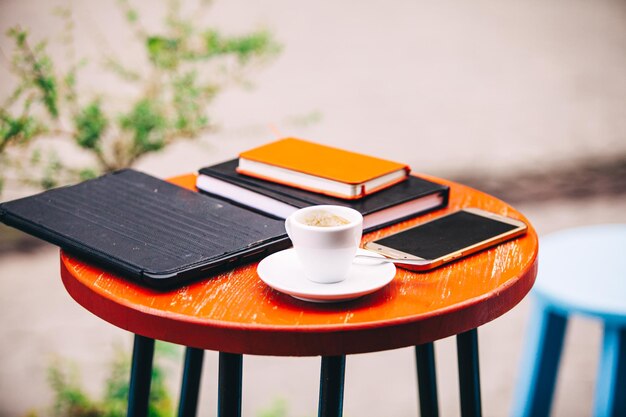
[512,224,626,417]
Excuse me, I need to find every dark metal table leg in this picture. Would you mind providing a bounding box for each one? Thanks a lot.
[457,329,482,417]
[218,352,243,417]
[127,334,155,417]
[415,343,439,417]
[178,347,205,417]
[318,355,346,417]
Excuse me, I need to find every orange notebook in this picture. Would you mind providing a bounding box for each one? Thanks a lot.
[237,138,410,199]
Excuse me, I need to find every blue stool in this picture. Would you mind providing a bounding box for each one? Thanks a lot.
[512,224,626,417]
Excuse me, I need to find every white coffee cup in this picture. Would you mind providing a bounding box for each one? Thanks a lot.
[285,205,363,284]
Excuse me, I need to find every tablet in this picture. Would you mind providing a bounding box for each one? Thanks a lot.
[0,169,290,289]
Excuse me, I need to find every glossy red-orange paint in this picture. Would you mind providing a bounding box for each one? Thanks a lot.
[60,174,538,356]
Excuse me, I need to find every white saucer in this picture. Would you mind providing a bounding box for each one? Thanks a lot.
[257,248,396,303]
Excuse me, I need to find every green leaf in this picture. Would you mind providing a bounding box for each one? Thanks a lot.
[40,152,62,189]
[47,358,98,416]
[64,69,79,103]
[171,71,212,135]
[1,114,41,148]
[147,36,180,70]
[6,27,27,46]
[103,57,141,82]
[102,347,131,416]
[126,9,138,22]
[119,99,167,154]
[36,73,59,118]
[154,341,182,360]
[78,168,98,181]
[28,42,59,118]
[7,29,60,118]
[74,101,108,150]
[30,149,42,164]
[257,398,289,417]
[227,30,280,62]
[202,29,280,63]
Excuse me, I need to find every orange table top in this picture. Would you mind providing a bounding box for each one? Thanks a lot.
[60,174,538,356]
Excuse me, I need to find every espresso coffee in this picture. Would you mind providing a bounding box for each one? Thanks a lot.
[301,209,350,227]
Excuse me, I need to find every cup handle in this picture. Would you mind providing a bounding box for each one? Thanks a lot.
[285,217,292,239]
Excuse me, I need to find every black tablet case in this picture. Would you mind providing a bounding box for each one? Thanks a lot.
[0,169,290,288]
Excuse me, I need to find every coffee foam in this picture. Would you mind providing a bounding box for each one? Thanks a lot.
[300,209,350,227]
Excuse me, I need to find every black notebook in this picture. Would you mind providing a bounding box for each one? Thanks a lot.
[0,169,290,289]
[197,159,449,232]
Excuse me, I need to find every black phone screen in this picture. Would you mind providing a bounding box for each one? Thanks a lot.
[373,211,519,260]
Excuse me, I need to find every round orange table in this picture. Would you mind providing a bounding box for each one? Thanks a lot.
[60,174,538,417]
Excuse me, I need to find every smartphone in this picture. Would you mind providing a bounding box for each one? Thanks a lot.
[364,208,527,271]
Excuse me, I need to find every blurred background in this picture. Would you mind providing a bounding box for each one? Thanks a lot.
[0,0,625,416]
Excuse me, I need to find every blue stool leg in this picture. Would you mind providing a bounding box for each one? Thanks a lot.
[511,302,568,417]
[593,325,626,417]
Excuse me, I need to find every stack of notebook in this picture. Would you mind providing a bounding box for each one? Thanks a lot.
[196,138,449,232]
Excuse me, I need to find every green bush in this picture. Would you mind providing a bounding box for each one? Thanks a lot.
[0,0,280,195]
[28,342,178,417]
[28,343,305,417]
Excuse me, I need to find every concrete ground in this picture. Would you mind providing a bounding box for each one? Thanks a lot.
[1,0,625,416]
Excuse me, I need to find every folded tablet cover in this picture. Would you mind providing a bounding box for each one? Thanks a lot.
[0,169,289,288]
